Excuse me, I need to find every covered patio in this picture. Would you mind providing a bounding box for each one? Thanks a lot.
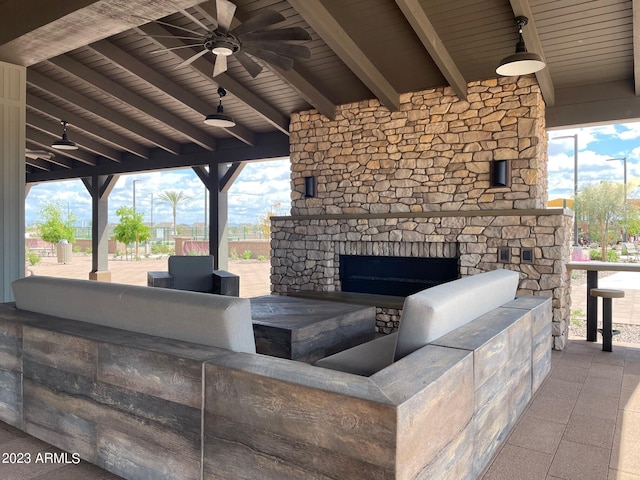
[2,1,640,479]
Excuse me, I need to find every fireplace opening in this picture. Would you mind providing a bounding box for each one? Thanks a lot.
[339,255,459,297]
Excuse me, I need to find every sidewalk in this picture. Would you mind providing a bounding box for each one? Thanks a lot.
[27,254,272,298]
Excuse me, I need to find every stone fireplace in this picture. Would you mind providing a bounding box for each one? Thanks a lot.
[271,77,573,349]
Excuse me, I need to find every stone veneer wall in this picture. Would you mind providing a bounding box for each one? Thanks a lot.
[272,76,573,350]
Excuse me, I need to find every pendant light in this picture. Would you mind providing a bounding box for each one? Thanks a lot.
[496,16,546,76]
[204,87,236,128]
[51,120,78,150]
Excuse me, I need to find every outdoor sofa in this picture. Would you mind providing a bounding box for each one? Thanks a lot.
[0,269,551,480]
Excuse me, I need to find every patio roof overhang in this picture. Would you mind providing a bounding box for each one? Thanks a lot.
[0,0,638,183]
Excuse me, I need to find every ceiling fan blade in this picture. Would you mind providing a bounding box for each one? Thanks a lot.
[179,9,211,32]
[176,48,210,69]
[213,55,228,77]
[242,27,311,43]
[231,10,285,37]
[243,41,311,59]
[244,49,294,71]
[216,0,236,34]
[235,51,263,78]
[150,44,203,54]
[132,14,207,37]
[144,34,205,41]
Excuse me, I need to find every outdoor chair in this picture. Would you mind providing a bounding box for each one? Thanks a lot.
[147,255,239,296]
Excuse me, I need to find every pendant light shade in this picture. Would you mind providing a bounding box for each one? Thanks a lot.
[496,16,546,76]
[51,120,78,150]
[204,87,236,128]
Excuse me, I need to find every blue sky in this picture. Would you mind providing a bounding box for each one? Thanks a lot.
[26,159,291,227]
[548,122,640,199]
[25,121,640,227]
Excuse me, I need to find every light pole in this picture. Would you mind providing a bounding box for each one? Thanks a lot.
[549,134,579,246]
[132,179,139,214]
[605,157,628,241]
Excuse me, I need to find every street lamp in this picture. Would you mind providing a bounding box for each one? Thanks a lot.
[132,179,140,214]
[549,134,579,246]
[605,157,628,241]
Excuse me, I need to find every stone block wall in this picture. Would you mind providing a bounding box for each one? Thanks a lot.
[290,77,547,215]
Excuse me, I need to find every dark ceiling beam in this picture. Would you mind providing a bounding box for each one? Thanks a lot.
[287,0,400,111]
[546,80,640,128]
[193,2,336,120]
[27,128,98,166]
[27,93,149,159]
[26,131,290,183]
[137,23,290,135]
[395,0,467,100]
[27,69,181,155]
[508,0,555,106]
[26,111,120,163]
[87,40,255,146]
[48,55,217,151]
[24,155,52,172]
[0,0,98,47]
[633,0,640,95]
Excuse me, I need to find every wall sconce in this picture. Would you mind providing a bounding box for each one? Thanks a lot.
[491,160,511,188]
[304,176,316,198]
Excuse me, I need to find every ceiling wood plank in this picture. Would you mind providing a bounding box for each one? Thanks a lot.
[137,23,291,134]
[24,153,52,171]
[27,93,149,159]
[48,55,217,151]
[88,39,257,146]
[26,111,120,163]
[287,0,400,111]
[633,0,640,95]
[27,69,181,155]
[508,0,555,106]
[395,0,467,100]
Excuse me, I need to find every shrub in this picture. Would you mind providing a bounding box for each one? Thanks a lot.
[258,255,267,262]
[241,250,252,260]
[26,250,41,266]
[589,249,620,262]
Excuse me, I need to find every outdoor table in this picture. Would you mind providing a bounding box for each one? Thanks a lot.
[566,261,640,342]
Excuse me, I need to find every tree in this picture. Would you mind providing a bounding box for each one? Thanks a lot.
[157,190,191,236]
[258,201,282,239]
[575,181,625,261]
[38,201,76,254]
[113,206,151,260]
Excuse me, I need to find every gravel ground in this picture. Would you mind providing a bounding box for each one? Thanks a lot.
[569,269,640,344]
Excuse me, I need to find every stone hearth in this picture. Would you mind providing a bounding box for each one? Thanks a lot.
[271,77,573,349]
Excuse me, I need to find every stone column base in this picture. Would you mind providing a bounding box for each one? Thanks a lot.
[89,271,112,282]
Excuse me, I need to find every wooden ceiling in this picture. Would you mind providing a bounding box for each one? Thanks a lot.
[2,0,638,183]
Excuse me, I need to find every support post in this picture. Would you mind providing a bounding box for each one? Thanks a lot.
[0,61,26,301]
[83,174,118,281]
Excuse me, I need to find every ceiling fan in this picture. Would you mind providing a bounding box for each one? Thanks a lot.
[25,149,53,160]
[138,0,312,78]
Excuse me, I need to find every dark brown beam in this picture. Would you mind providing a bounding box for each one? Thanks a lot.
[395,0,467,100]
[26,132,290,183]
[87,40,255,146]
[48,55,217,151]
[288,0,400,111]
[27,93,148,159]
[27,69,181,154]
[137,23,290,134]
[26,111,119,163]
[25,156,52,171]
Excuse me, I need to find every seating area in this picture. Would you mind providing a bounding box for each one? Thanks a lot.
[1,270,551,480]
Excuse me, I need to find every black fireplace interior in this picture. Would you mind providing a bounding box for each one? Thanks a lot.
[339,255,459,297]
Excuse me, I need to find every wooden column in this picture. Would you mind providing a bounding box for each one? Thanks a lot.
[82,174,118,281]
[0,61,26,301]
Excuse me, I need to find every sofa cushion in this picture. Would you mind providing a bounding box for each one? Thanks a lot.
[11,276,255,354]
[168,255,215,292]
[394,268,519,361]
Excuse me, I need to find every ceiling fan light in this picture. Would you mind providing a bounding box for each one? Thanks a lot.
[496,51,546,76]
[212,46,233,56]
